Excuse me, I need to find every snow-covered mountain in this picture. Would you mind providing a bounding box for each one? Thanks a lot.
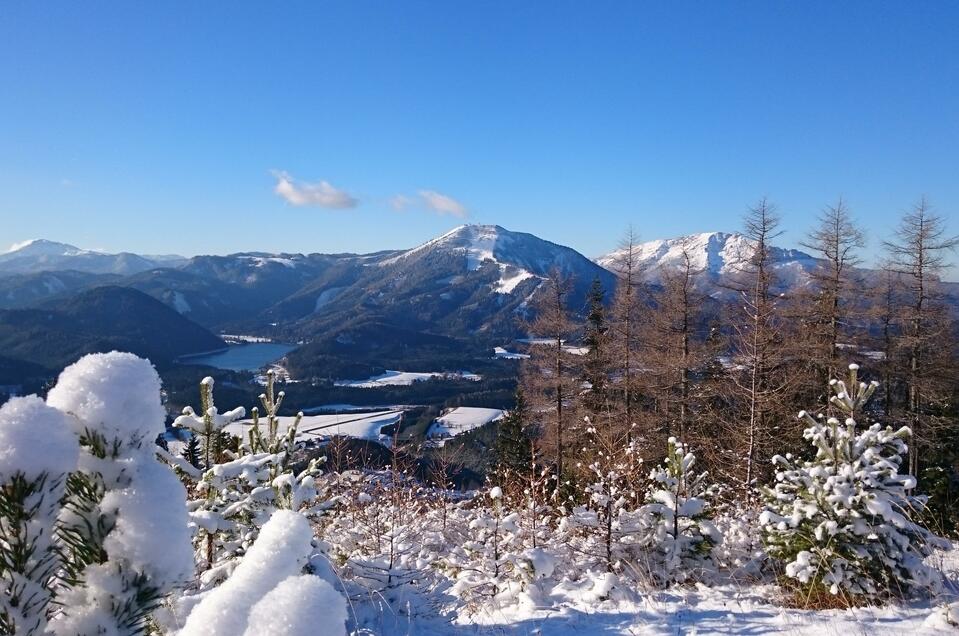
[282,224,617,340]
[383,224,612,293]
[595,231,821,290]
[5,227,954,337]
[0,239,184,276]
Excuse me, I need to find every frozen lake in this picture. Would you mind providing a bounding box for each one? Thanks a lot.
[180,342,296,371]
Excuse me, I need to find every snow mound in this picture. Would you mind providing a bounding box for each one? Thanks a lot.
[181,510,315,636]
[0,395,77,479]
[99,457,194,588]
[243,575,348,636]
[47,351,166,442]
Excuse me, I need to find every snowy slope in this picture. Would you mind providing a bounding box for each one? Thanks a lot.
[334,370,482,388]
[382,224,615,296]
[596,231,821,290]
[426,407,505,440]
[225,410,404,443]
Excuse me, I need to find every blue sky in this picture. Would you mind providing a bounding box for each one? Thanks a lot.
[1,2,957,275]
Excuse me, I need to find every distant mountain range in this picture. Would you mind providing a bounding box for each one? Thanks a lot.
[595,231,823,294]
[1,225,956,378]
[0,239,186,275]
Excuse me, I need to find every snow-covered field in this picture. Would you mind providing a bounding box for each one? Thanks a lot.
[334,370,481,388]
[301,403,418,413]
[338,543,959,635]
[442,585,958,634]
[516,338,589,355]
[494,346,530,359]
[426,407,505,442]
[225,410,404,443]
[219,333,274,343]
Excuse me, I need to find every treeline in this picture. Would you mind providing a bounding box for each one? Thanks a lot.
[512,197,959,532]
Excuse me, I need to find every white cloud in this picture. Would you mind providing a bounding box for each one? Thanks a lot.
[389,194,413,211]
[417,190,468,218]
[272,171,358,209]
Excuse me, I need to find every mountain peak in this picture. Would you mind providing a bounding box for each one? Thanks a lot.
[596,230,820,291]
[5,239,85,256]
[0,240,161,276]
[383,224,514,270]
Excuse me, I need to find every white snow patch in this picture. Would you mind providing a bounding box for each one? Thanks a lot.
[334,370,481,388]
[42,276,66,294]
[494,265,536,294]
[171,291,191,314]
[426,407,505,441]
[314,286,345,311]
[381,224,507,271]
[494,346,530,360]
[240,255,299,268]
[225,410,405,444]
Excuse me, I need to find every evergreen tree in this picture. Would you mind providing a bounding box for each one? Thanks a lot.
[182,433,202,470]
[581,277,610,420]
[636,437,721,585]
[47,353,194,635]
[0,398,77,636]
[494,390,533,478]
[175,372,322,579]
[760,364,949,602]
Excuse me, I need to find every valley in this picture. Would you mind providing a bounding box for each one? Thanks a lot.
[2,223,957,458]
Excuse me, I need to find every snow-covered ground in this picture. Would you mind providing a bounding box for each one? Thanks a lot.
[516,339,589,356]
[334,370,481,388]
[301,403,418,414]
[494,265,537,294]
[440,584,957,635]
[253,364,295,386]
[494,346,530,359]
[341,548,959,635]
[224,410,404,444]
[219,333,274,343]
[426,407,505,442]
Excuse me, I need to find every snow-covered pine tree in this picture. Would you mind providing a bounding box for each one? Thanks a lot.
[175,372,322,583]
[446,486,543,610]
[760,364,950,602]
[321,458,425,599]
[173,376,246,471]
[46,352,194,635]
[635,437,721,585]
[559,415,645,580]
[0,397,78,636]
